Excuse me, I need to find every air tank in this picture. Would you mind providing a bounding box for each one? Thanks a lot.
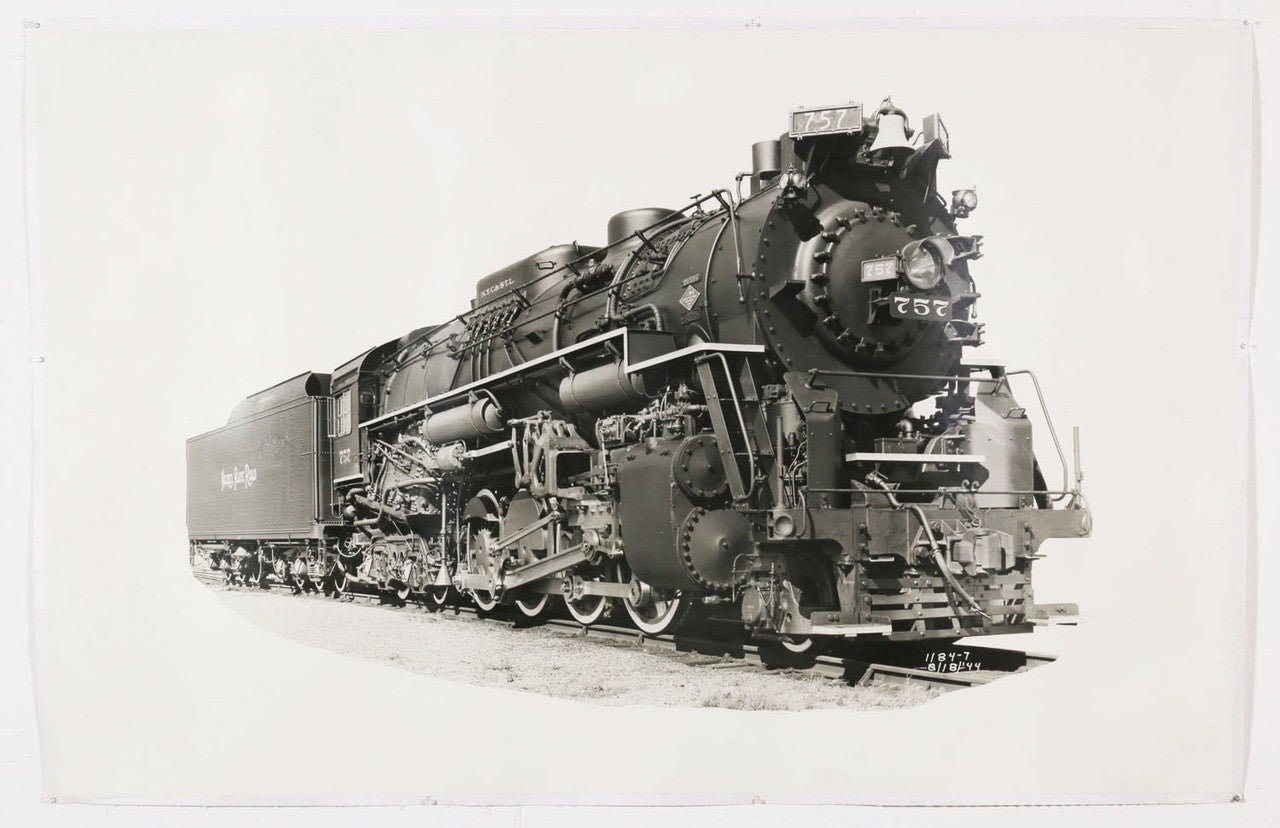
[559,362,652,414]
[421,398,505,444]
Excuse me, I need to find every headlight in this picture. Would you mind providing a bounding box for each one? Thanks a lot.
[903,243,943,290]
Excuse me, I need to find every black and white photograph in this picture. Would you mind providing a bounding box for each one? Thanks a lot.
[1,1,1276,823]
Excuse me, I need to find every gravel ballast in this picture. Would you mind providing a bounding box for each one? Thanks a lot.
[215,587,944,711]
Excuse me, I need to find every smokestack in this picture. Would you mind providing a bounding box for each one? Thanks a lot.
[751,139,781,195]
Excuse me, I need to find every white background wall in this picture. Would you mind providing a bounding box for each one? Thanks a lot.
[1,1,1275,824]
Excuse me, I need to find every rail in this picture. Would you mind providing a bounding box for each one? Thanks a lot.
[192,569,1054,691]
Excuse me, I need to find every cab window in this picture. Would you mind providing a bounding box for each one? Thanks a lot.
[330,389,353,438]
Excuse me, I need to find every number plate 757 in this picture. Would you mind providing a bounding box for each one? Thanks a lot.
[889,292,951,321]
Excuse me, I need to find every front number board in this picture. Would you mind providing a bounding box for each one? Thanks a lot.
[789,103,864,138]
[860,256,898,283]
[889,292,951,321]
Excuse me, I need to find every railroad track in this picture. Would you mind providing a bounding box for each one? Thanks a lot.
[193,569,1054,692]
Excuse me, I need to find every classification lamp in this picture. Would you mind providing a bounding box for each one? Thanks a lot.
[951,188,978,218]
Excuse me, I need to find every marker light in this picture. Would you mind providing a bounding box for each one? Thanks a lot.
[951,188,978,218]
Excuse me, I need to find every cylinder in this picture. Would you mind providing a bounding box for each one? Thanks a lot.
[559,362,650,414]
[607,208,678,246]
[422,398,505,444]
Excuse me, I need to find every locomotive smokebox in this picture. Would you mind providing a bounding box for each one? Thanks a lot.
[751,139,781,194]
[607,208,679,246]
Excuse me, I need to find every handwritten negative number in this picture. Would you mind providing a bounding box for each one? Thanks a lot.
[893,296,950,320]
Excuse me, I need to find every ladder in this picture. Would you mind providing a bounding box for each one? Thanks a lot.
[694,352,773,503]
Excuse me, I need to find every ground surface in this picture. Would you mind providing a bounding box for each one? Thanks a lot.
[214,586,944,710]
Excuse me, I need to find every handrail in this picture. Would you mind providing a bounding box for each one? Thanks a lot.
[804,366,1075,502]
[804,486,1087,511]
[1003,370,1070,502]
[711,189,745,278]
[806,488,1076,497]
[804,367,1001,385]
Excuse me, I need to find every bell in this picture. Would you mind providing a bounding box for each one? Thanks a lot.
[868,111,912,160]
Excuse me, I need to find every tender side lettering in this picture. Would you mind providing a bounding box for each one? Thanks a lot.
[220,464,258,492]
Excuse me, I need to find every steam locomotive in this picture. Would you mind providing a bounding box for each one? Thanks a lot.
[187,97,1092,665]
